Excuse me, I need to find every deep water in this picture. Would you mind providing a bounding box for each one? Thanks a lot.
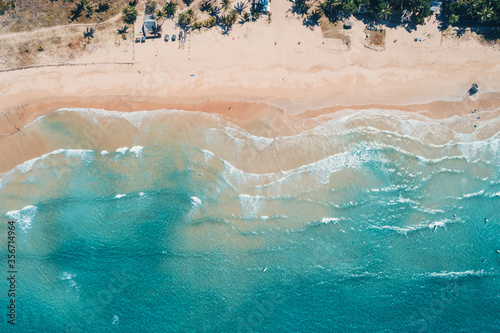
[1,108,499,332]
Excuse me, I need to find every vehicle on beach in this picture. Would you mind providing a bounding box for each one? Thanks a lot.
[164,34,169,42]
[141,36,146,43]
[172,34,176,42]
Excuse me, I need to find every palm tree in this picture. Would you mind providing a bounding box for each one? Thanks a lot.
[163,2,178,17]
[234,1,248,14]
[319,0,338,22]
[123,5,138,24]
[222,9,238,31]
[84,2,94,18]
[84,27,95,39]
[222,0,232,12]
[155,8,167,25]
[210,5,221,17]
[309,8,322,23]
[200,0,213,12]
[379,3,393,20]
[478,5,493,23]
[117,25,129,34]
[293,0,311,16]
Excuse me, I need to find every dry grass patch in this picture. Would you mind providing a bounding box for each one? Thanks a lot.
[0,0,129,33]
[364,28,385,50]
[0,18,132,70]
[320,19,351,47]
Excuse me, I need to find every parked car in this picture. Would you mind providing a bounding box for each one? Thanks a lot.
[135,37,141,43]
[172,34,176,42]
[141,36,146,43]
[164,34,169,42]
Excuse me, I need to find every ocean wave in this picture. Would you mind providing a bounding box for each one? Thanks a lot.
[428,270,490,279]
[129,146,144,157]
[462,189,485,198]
[0,149,95,187]
[115,147,129,154]
[5,205,38,232]
[202,149,215,162]
[190,196,202,207]
[369,218,456,235]
[55,107,230,130]
[239,194,265,219]
[320,217,340,224]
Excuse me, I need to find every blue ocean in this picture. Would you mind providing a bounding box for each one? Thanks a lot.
[0,107,499,332]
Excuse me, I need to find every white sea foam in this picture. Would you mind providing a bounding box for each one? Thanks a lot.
[114,194,126,199]
[130,146,144,157]
[101,150,109,156]
[5,205,38,232]
[463,189,485,198]
[60,272,76,280]
[370,218,455,235]
[321,217,340,224]
[396,197,416,204]
[17,159,38,174]
[239,194,265,219]
[202,149,215,163]
[260,216,269,220]
[139,192,146,197]
[190,196,202,207]
[429,270,487,278]
[59,272,80,292]
[2,149,96,180]
[115,147,128,154]
[428,220,447,230]
[418,207,445,215]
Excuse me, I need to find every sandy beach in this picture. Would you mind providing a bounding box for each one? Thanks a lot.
[1,0,500,173]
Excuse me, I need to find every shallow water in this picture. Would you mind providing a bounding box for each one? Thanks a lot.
[1,108,499,332]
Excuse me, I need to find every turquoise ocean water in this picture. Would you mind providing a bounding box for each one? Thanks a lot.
[0,108,499,332]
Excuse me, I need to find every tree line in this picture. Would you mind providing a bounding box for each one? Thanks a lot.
[447,0,500,26]
[295,0,434,25]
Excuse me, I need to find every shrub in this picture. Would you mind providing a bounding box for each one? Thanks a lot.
[145,0,157,15]
[123,5,138,24]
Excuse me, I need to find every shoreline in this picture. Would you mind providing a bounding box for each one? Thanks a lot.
[0,93,499,175]
[1,60,500,136]
[1,85,500,135]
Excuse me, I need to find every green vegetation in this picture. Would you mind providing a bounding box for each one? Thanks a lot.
[183,0,194,7]
[178,8,195,29]
[200,0,212,12]
[370,0,431,24]
[447,0,500,26]
[122,5,138,24]
[155,8,166,24]
[221,9,238,30]
[222,0,232,12]
[313,0,432,25]
[145,0,157,15]
[0,0,14,15]
[163,1,177,17]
